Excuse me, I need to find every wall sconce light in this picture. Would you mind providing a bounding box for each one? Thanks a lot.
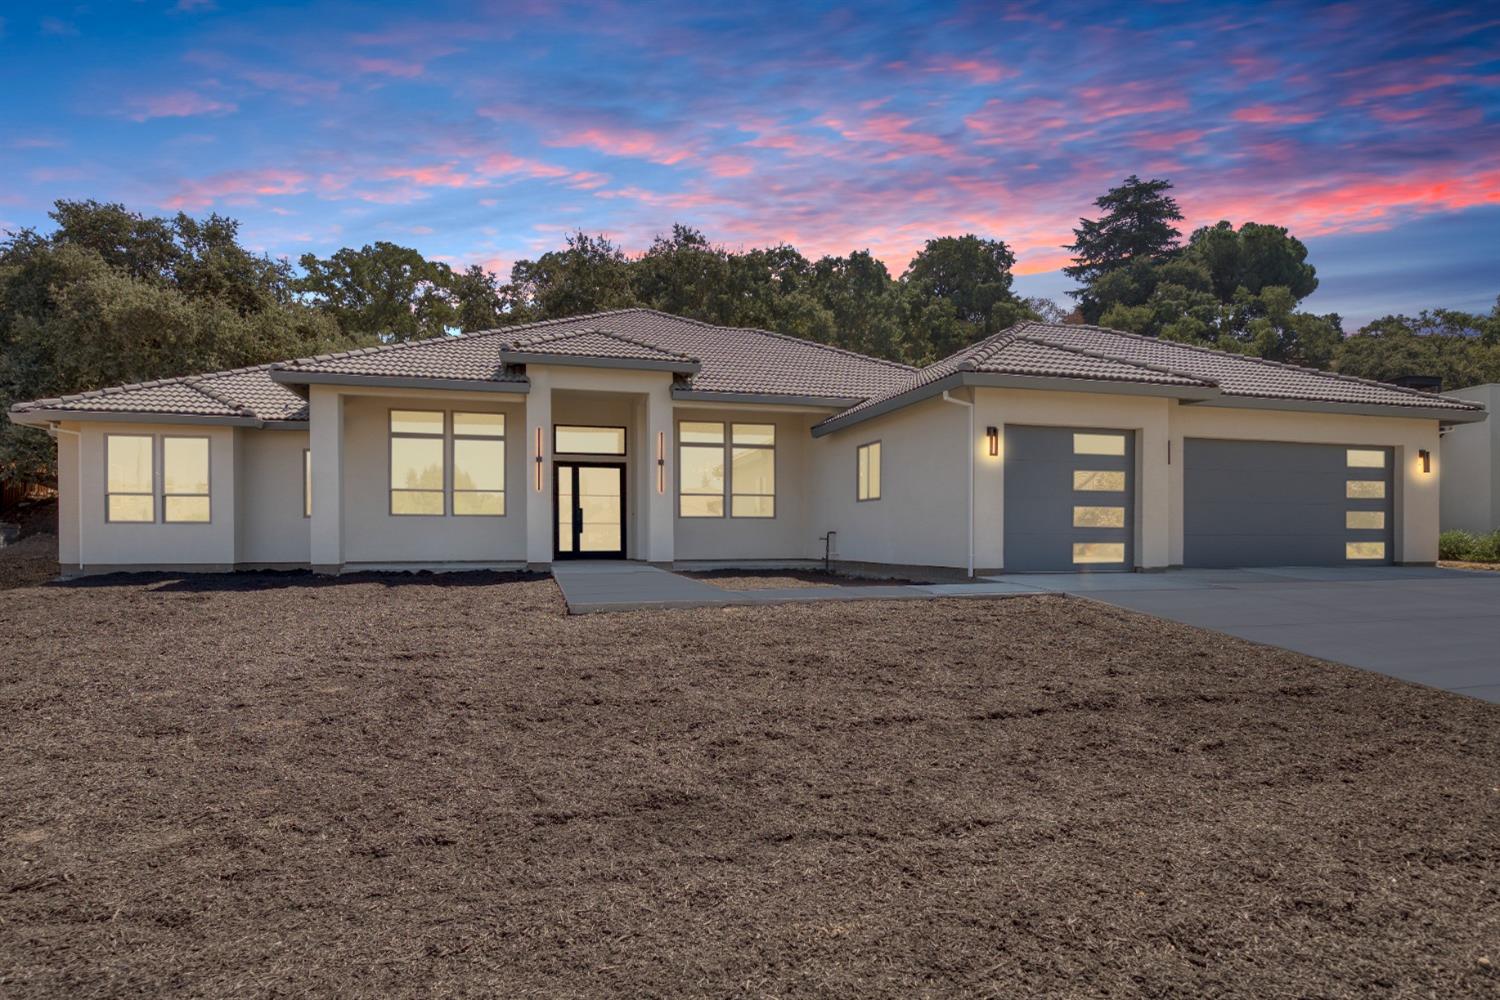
[986,425,999,457]
[656,431,666,493]
[1419,448,1431,474]
[534,426,544,491]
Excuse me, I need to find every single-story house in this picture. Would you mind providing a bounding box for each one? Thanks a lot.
[8,308,1487,576]
[1439,382,1500,534]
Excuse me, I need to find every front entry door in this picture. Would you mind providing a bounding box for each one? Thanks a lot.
[555,463,626,559]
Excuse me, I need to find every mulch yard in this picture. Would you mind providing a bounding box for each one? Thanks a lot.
[1,561,1497,998]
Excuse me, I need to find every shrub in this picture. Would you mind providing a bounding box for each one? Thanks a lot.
[1439,529,1500,563]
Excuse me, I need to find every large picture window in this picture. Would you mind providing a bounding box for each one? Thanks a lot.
[679,421,725,517]
[162,437,210,522]
[454,412,505,516]
[731,424,775,518]
[106,434,155,522]
[390,410,446,515]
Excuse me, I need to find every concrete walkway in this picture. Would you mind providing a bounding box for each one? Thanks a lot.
[550,561,1045,614]
[994,566,1500,702]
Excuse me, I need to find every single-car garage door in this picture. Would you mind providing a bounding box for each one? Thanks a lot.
[1183,439,1394,567]
[1004,425,1134,571]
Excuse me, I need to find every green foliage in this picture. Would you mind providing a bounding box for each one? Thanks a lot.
[295,241,460,342]
[1332,301,1500,390]
[1438,529,1500,562]
[1063,175,1183,298]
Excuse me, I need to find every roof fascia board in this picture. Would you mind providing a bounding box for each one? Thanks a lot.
[1191,394,1488,423]
[963,372,1219,400]
[270,370,531,395]
[811,372,966,437]
[671,389,856,409]
[502,351,700,374]
[9,408,264,428]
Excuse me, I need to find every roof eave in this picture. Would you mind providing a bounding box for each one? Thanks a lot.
[671,388,860,409]
[502,351,700,375]
[8,408,282,429]
[1192,394,1489,423]
[269,370,531,395]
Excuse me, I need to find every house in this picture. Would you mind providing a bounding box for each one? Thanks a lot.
[1439,383,1500,534]
[8,309,1486,576]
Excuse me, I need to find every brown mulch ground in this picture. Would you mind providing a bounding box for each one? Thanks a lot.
[682,567,920,590]
[1441,560,1500,572]
[0,533,59,591]
[1,567,1497,998]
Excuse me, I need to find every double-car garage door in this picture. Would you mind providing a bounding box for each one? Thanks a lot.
[1003,427,1395,571]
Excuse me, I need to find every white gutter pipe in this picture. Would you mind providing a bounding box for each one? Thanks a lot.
[939,390,975,578]
[48,422,84,571]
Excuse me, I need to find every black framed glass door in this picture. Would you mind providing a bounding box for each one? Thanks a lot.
[554,462,626,559]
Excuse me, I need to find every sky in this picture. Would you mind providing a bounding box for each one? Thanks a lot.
[1,0,1497,328]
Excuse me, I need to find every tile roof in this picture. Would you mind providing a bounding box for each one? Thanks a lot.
[8,364,307,422]
[819,321,1484,430]
[502,327,700,369]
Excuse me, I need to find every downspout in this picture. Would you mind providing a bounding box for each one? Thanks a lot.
[49,423,84,571]
[939,390,975,578]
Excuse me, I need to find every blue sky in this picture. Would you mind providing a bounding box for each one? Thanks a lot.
[1,0,1497,326]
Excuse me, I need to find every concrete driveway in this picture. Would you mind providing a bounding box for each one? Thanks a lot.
[993,566,1500,702]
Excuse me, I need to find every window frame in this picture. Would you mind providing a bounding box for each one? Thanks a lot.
[104,433,157,524]
[453,411,506,517]
[389,408,447,517]
[856,440,882,502]
[729,423,776,519]
[678,420,727,518]
[553,424,627,456]
[160,435,212,524]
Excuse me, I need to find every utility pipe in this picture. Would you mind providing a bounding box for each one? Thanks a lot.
[939,391,975,577]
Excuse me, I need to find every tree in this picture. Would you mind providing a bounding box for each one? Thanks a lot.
[1334,303,1500,390]
[296,241,456,341]
[503,232,638,321]
[452,264,504,332]
[1064,175,1183,319]
[900,235,1028,361]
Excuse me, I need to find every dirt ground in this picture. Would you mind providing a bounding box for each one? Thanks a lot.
[682,568,920,590]
[1,565,1497,999]
[1441,560,1500,572]
[0,533,59,591]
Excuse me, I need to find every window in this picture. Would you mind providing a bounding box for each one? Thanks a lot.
[679,421,725,517]
[1346,541,1386,560]
[303,449,312,518]
[857,441,881,501]
[106,435,154,522]
[555,425,625,455]
[1346,480,1385,499]
[390,410,445,515]
[1347,449,1385,468]
[1073,542,1125,564]
[1346,510,1384,530]
[1073,470,1126,492]
[162,437,210,522]
[454,412,505,516]
[1073,506,1125,528]
[1074,432,1126,456]
[731,424,775,517]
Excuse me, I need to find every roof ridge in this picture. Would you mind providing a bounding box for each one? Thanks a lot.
[626,307,916,372]
[1012,328,1217,386]
[508,324,700,362]
[957,329,1024,369]
[182,376,257,417]
[1039,322,1479,408]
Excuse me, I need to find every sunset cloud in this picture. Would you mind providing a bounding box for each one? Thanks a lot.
[122,91,236,122]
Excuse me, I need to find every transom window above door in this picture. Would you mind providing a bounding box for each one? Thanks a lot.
[554,425,626,455]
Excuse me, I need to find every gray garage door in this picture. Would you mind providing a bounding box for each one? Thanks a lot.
[1183,439,1394,567]
[1004,426,1134,572]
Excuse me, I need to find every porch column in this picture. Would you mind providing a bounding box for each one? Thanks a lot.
[524,370,553,567]
[645,382,675,564]
[309,386,343,572]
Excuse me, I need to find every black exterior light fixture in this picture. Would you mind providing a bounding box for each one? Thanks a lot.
[1419,448,1431,473]
[986,425,999,457]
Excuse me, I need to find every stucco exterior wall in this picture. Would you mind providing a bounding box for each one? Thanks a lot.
[671,406,818,562]
[66,420,238,568]
[236,428,310,565]
[1439,384,1499,534]
[810,395,971,569]
[340,393,528,565]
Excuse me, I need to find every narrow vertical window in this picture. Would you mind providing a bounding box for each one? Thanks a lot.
[162,437,211,522]
[453,412,505,515]
[106,434,155,522]
[731,423,775,517]
[857,441,881,501]
[303,448,312,518]
[679,421,725,517]
[390,410,445,515]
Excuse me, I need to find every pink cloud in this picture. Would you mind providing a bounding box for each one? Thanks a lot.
[922,55,1017,85]
[1128,129,1207,151]
[545,125,696,165]
[705,154,754,177]
[1074,83,1188,122]
[383,164,483,188]
[821,113,966,161]
[1232,104,1320,125]
[354,57,425,78]
[123,91,237,122]
[163,169,308,209]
